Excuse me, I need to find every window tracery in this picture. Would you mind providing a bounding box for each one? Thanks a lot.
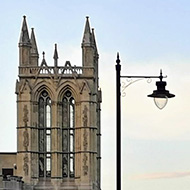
[38,90,51,177]
[62,90,75,177]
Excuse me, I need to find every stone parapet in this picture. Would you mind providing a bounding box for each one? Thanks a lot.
[18,66,94,78]
[2,176,23,190]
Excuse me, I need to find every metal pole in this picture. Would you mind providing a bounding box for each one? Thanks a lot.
[116,53,121,190]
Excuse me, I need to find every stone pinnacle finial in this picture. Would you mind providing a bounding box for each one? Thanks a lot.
[82,16,92,46]
[53,44,58,59]
[53,43,58,67]
[19,15,30,44]
[91,28,98,53]
[30,27,38,55]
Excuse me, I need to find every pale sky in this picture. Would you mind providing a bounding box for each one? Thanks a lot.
[0,0,190,190]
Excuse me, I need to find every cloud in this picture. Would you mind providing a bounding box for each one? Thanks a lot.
[131,171,190,180]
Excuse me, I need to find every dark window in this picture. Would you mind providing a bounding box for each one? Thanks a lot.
[2,168,13,180]
[62,90,75,178]
[38,90,52,177]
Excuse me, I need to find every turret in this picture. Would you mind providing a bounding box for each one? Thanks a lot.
[82,17,99,90]
[30,28,39,66]
[81,16,99,67]
[18,16,31,66]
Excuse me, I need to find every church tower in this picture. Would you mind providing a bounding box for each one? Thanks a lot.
[15,16,102,190]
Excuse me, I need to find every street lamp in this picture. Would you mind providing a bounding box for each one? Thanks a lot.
[148,70,175,109]
[115,53,175,190]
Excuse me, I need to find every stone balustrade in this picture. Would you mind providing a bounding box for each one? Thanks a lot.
[19,66,94,78]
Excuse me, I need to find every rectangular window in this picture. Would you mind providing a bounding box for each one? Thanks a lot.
[46,133,51,152]
[46,105,51,128]
[70,155,74,177]
[46,154,51,177]
[39,155,44,177]
[2,168,13,180]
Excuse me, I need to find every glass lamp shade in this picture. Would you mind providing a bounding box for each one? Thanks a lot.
[148,80,175,109]
[154,97,168,109]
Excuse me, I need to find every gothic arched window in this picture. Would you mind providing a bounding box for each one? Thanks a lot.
[38,90,51,177]
[62,90,75,177]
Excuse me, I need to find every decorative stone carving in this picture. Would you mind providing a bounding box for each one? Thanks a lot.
[39,131,44,151]
[23,154,29,176]
[83,130,88,151]
[82,105,88,175]
[83,154,88,176]
[80,81,91,94]
[39,157,44,174]
[23,129,29,151]
[31,154,35,177]
[23,105,29,150]
[20,79,32,94]
[63,155,68,177]
[83,105,88,150]
[23,105,29,126]
[82,105,88,127]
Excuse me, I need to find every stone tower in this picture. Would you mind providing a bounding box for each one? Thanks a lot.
[15,16,102,190]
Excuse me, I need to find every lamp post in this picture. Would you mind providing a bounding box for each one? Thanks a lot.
[115,53,175,190]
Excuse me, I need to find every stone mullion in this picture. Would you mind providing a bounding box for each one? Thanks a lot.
[80,102,90,182]
[51,101,58,178]
[57,101,63,178]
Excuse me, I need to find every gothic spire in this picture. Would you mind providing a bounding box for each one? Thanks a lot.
[53,44,58,67]
[82,16,92,46]
[30,28,38,54]
[91,28,98,53]
[30,28,39,66]
[19,16,30,45]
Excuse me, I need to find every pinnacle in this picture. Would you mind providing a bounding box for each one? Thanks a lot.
[19,15,30,44]
[30,28,38,54]
[53,44,58,67]
[53,44,58,59]
[82,16,92,46]
[91,28,98,52]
